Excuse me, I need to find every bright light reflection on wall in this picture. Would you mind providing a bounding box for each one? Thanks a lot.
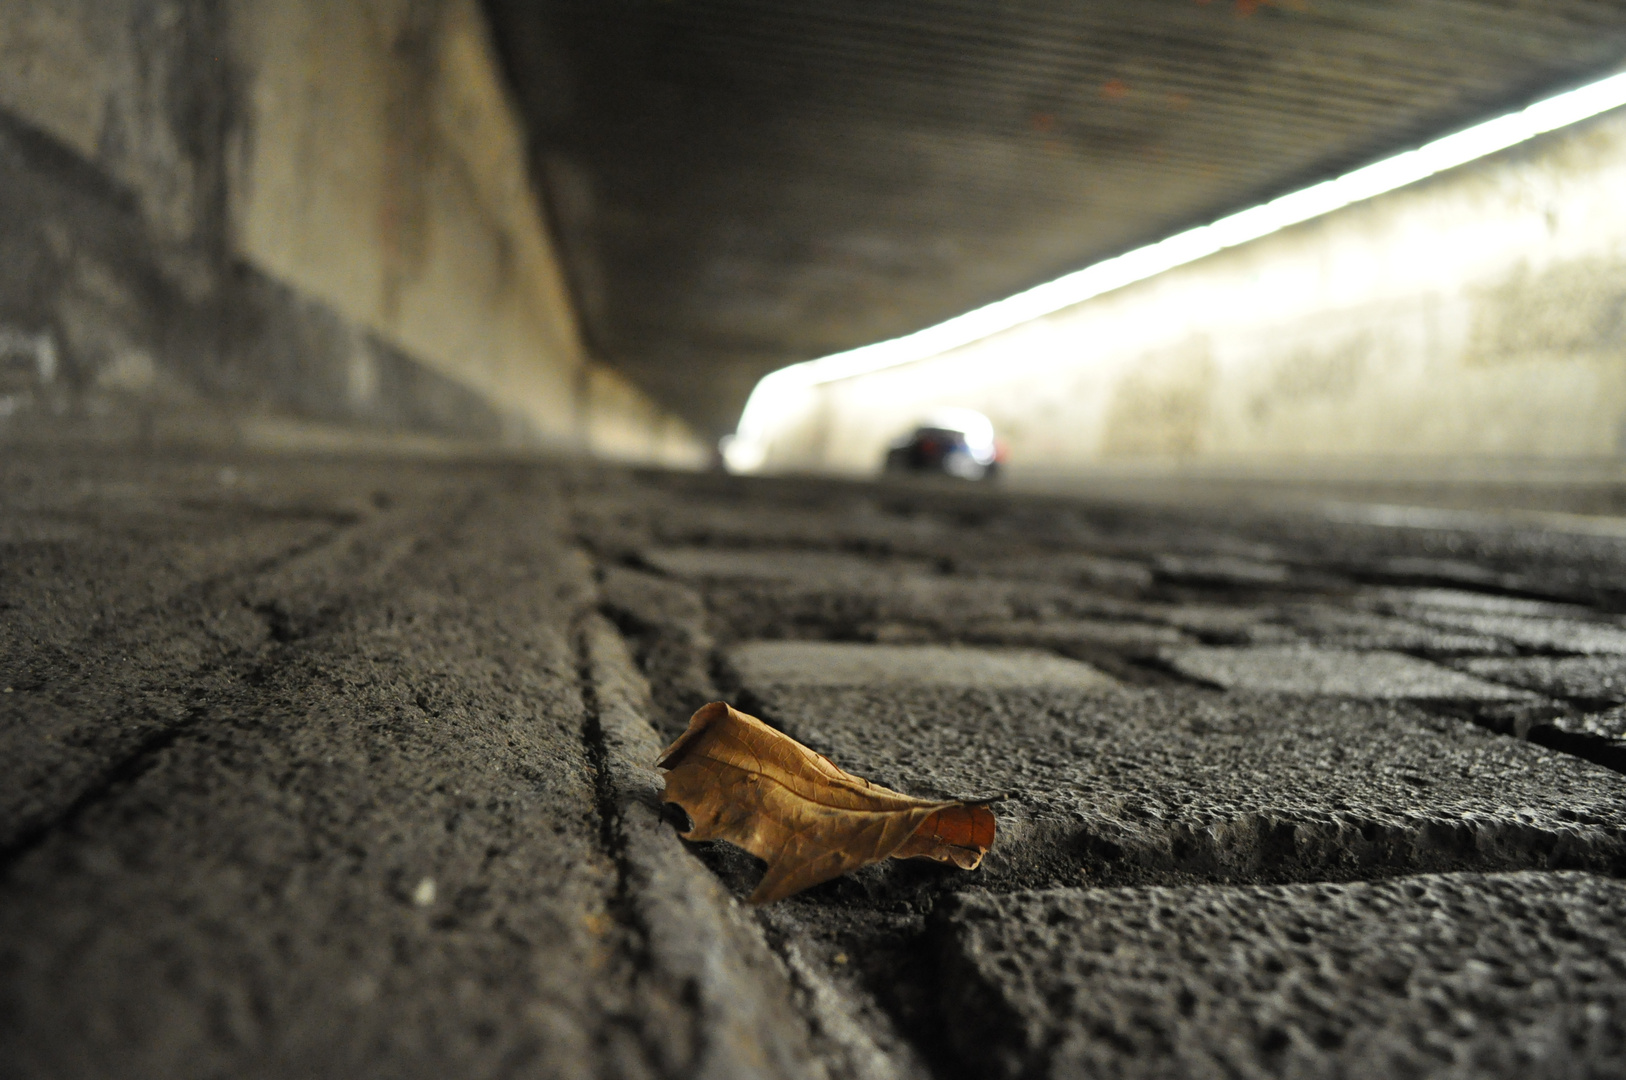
[723,68,1626,474]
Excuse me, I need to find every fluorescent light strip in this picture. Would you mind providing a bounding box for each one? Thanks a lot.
[727,67,1626,466]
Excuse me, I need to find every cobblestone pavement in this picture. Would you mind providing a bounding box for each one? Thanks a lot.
[4,450,1626,1078]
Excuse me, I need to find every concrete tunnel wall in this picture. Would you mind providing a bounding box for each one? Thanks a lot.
[0,0,707,466]
[747,106,1626,482]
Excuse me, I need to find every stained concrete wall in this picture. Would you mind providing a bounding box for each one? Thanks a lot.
[0,0,705,465]
[748,106,1626,481]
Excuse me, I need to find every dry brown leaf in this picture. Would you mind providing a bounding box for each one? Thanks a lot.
[656,701,997,904]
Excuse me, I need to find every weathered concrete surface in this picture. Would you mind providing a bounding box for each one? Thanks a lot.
[0,454,819,1079]
[1403,611,1626,655]
[954,553,1154,592]
[0,463,467,850]
[647,548,937,587]
[738,681,1626,894]
[1455,656,1626,706]
[0,0,704,462]
[1161,645,1531,699]
[731,642,1117,692]
[937,872,1626,1080]
[959,618,1192,663]
[1533,707,1626,775]
[572,466,1626,1078]
[11,454,1626,1079]
[1273,603,1508,655]
[0,468,631,1079]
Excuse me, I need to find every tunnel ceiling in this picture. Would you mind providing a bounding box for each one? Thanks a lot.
[484,0,1626,439]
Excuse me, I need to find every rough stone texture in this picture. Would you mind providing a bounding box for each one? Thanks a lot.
[1558,707,1626,741]
[597,565,721,738]
[1530,707,1626,777]
[0,456,468,848]
[740,681,1626,895]
[960,618,1192,660]
[1162,645,1533,700]
[1455,656,1626,705]
[1371,588,1592,619]
[1405,611,1626,655]
[580,490,962,560]
[640,535,1196,652]
[937,872,1626,1080]
[729,642,1117,691]
[1153,553,1294,587]
[647,547,933,586]
[0,456,819,1080]
[708,573,1047,646]
[1276,604,1508,655]
[0,471,630,1079]
[1139,605,1303,646]
[951,553,1154,593]
[14,454,1626,1079]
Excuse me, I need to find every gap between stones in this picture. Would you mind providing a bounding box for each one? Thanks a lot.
[0,703,206,874]
[587,595,991,1079]
[569,613,668,1074]
[1426,699,1626,776]
[574,599,940,1080]
[585,532,1626,1077]
[61,515,351,656]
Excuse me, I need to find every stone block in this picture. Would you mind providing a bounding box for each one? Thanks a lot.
[1410,611,1626,655]
[738,666,1626,891]
[961,618,1192,659]
[1370,588,1626,654]
[1456,656,1626,704]
[1163,645,1532,699]
[738,672,1626,891]
[1139,605,1300,645]
[647,546,928,585]
[1277,604,1506,654]
[936,872,1626,1079]
[1153,553,1291,586]
[957,552,1154,592]
[729,641,1117,691]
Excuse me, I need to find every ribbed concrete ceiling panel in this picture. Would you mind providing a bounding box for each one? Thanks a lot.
[484,0,1626,438]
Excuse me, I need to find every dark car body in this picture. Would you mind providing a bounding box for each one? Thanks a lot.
[882,409,1004,480]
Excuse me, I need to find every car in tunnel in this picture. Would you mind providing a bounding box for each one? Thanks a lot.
[882,408,1005,480]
